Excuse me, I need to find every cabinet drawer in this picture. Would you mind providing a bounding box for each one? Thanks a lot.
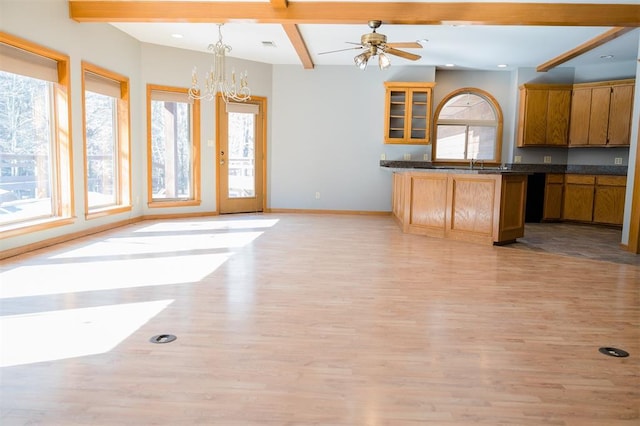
[596,175,626,186]
[546,173,564,184]
[565,174,595,185]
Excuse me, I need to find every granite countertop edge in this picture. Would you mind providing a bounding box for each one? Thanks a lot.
[379,161,628,176]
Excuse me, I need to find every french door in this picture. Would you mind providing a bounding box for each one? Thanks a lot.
[216,95,266,214]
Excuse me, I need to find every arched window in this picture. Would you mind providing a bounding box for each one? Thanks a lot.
[432,88,503,164]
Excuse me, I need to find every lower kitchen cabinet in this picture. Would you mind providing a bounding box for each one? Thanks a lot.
[562,174,626,226]
[593,175,627,225]
[563,174,596,222]
[543,173,564,221]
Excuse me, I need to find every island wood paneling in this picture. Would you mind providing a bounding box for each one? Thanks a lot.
[394,171,528,245]
[498,174,528,243]
[407,173,448,238]
[447,176,496,244]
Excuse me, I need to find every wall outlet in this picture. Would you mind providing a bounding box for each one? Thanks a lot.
[315,192,320,200]
[615,157,623,165]
[207,139,214,147]
[403,153,411,160]
[543,156,552,164]
[380,153,386,160]
[514,155,522,164]
[423,153,429,161]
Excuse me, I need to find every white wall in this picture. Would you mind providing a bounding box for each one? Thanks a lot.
[270,65,435,211]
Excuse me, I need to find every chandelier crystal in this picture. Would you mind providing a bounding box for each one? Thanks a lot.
[189,24,251,103]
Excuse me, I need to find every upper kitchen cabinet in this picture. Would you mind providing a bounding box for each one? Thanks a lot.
[517,84,572,147]
[568,79,635,147]
[384,82,435,144]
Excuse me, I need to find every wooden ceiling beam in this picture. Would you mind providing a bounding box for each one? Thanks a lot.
[282,24,314,69]
[536,27,636,72]
[68,2,640,27]
[270,0,288,10]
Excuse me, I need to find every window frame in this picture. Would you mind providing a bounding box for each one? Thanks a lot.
[0,32,74,238]
[432,87,503,166]
[81,61,131,220]
[146,84,201,208]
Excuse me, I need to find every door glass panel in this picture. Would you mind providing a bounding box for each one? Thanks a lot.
[227,112,255,199]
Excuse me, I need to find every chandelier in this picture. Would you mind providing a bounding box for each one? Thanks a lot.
[189,24,251,103]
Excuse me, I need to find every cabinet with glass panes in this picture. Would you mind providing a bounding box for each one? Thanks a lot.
[384,82,436,144]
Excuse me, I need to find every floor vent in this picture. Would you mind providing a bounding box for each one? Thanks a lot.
[150,334,177,344]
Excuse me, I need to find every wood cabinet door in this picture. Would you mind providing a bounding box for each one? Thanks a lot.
[522,89,548,145]
[569,89,592,146]
[407,89,430,143]
[607,84,634,146]
[593,176,627,225]
[546,90,571,146]
[587,87,611,145]
[384,89,407,142]
[563,175,595,222]
[593,185,626,225]
[543,174,564,221]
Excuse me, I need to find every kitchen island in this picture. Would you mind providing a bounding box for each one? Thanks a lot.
[389,167,529,245]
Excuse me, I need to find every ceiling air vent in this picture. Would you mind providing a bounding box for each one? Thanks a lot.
[261,41,277,48]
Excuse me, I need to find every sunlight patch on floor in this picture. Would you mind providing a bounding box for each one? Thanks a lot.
[0,299,173,367]
[49,231,265,259]
[0,252,232,299]
[133,218,280,233]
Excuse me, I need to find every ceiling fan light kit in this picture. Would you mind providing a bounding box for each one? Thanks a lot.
[321,20,422,70]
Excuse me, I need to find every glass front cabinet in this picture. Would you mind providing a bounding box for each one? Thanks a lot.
[384,82,436,144]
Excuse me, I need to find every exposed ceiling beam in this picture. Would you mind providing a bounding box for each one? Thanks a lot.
[536,27,636,72]
[281,24,314,69]
[68,2,640,27]
[270,0,288,9]
[267,0,314,69]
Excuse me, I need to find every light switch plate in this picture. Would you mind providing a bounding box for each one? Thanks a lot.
[614,157,623,165]
[380,153,386,160]
[514,155,522,164]
[543,156,552,164]
[404,153,411,160]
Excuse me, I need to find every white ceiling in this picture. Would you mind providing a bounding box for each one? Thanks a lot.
[108,0,640,71]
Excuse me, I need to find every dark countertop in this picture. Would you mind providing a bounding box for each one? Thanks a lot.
[379,161,628,176]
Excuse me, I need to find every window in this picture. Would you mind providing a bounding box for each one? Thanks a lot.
[433,88,503,164]
[147,85,200,207]
[82,62,131,219]
[0,33,73,236]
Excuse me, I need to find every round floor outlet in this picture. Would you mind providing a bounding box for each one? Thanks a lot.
[150,334,177,344]
[598,347,629,358]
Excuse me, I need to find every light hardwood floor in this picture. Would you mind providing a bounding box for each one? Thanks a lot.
[1,213,638,425]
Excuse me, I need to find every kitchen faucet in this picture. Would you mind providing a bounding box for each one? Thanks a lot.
[470,158,484,170]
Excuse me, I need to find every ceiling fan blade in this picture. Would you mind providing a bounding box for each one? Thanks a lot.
[384,47,421,61]
[386,42,423,49]
[318,46,363,55]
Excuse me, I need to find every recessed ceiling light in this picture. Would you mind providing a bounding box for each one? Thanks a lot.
[171,33,183,39]
[262,41,277,48]
[497,64,508,68]
[600,54,614,59]
[445,64,455,67]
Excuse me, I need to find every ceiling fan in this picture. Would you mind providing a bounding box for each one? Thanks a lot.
[319,20,423,70]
